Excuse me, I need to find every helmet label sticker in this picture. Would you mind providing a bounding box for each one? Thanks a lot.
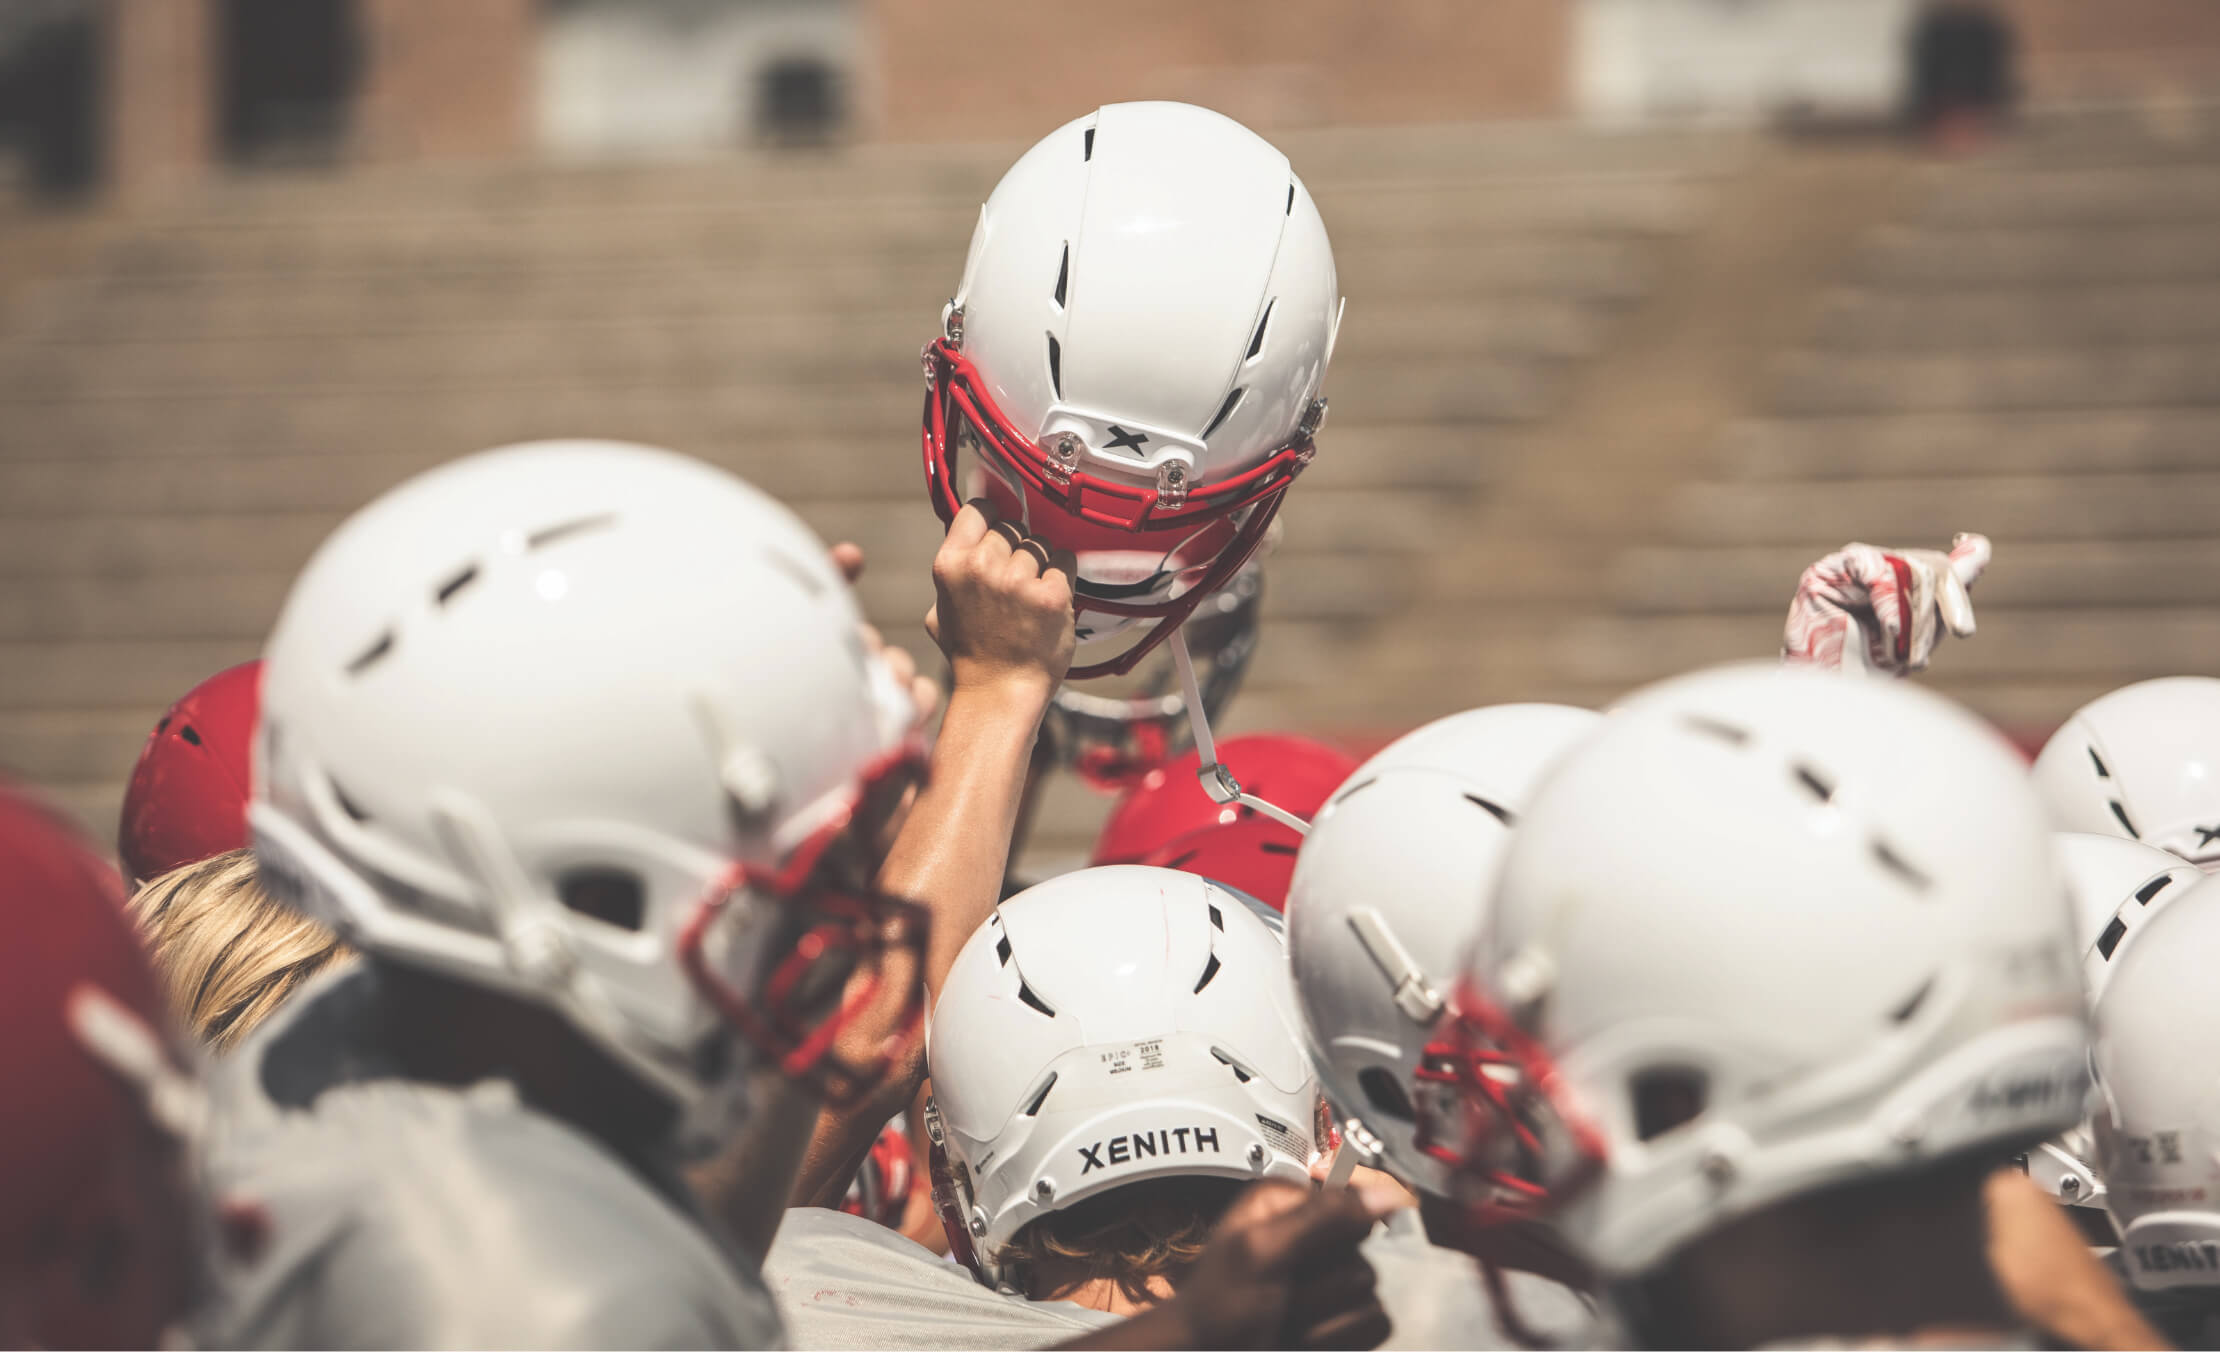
[1078,1126,1222,1173]
[2134,1242,2220,1276]
[1254,1112,1304,1160]
[1099,1039,1167,1076]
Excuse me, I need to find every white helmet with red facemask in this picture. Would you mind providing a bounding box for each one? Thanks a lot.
[252,441,928,1155]
[1418,664,2087,1279]
[922,101,1341,679]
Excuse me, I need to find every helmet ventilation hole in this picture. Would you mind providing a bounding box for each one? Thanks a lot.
[1891,976,1934,1022]
[2088,746,2111,778]
[1792,764,1834,803]
[1245,300,1274,361]
[1207,903,1224,930]
[1463,793,1513,826]
[1193,952,1223,993]
[434,563,479,606]
[558,868,646,932]
[2136,875,2174,905]
[1357,1067,1416,1123]
[1053,244,1068,309]
[1017,979,1055,1017]
[1200,387,1245,440]
[1046,333,1062,399]
[345,629,395,676]
[1681,714,1749,745]
[331,779,371,823]
[2097,916,2129,960]
[1631,1067,1707,1141]
[1211,1047,1254,1083]
[1285,182,1295,215]
[526,513,616,551]
[179,724,203,747]
[2109,800,2140,838]
[1870,837,1932,892]
[1083,126,1095,161]
[1259,840,1298,857]
[996,934,1013,964]
[1021,1072,1058,1117]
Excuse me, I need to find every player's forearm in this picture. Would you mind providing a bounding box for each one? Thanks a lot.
[877,675,1054,998]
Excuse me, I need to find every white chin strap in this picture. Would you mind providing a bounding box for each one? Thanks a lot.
[1168,627,1313,836]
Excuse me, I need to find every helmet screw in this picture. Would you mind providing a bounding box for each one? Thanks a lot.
[944,302,965,345]
[1034,1179,1056,1203]
[1247,1142,1268,1172]
[1053,432,1083,463]
[969,1206,988,1236]
[1299,397,1329,437]
[1699,1150,1735,1187]
[2060,1176,2082,1198]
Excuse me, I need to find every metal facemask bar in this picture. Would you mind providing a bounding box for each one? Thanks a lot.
[1168,626,1314,837]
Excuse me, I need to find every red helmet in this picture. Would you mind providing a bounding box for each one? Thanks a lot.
[838,1118,919,1230]
[1091,733,1359,909]
[118,659,261,886]
[0,781,199,1348]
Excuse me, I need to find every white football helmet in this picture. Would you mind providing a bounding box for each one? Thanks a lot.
[922,101,1342,675]
[925,865,1316,1286]
[1286,703,1600,1199]
[2029,833,2202,1211]
[2058,831,2201,1002]
[2093,874,2220,1291]
[2034,677,2220,867]
[1424,664,2088,1278]
[251,441,926,1152]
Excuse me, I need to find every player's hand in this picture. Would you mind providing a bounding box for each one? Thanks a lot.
[924,500,1076,700]
[1984,1167,2164,1351]
[1174,1179,1401,1350]
[1781,532,1990,675]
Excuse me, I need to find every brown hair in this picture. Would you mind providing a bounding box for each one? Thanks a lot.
[998,1176,1245,1307]
[129,847,350,1053]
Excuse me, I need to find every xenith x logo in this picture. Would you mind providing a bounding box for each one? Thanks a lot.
[1078,1126,1222,1173]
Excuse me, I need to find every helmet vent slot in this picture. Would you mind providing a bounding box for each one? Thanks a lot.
[1083,126,1095,161]
[1870,837,1932,892]
[1046,333,1062,399]
[2109,800,2140,838]
[1260,840,1298,857]
[1021,1072,1058,1117]
[526,513,616,551]
[558,868,645,932]
[1201,387,1245,441]
[1245,300,1274,361]
[434,563,479,606]
[1053,244,1068,309]
[1791,764,1834,803]
[1208,903,1224,930]
[2097,916,2130,960]
[345,629,395,676]
[1631,1066,1706,1141]
[2089,746,2111,778]
[1193,952,1223,994]
[1463,793,1514,826]
[1286,182,1296,215]
[1357,1067,1416,1123]
[2136,875,2174,905]
[1017,979,1056,1017]
[179,724,203,747]
[331,779,371,823]
[1211,1047,1254,1083]
[1890,976,1934,1023]
[996,934,1013,964]
[1681,715,1748,745]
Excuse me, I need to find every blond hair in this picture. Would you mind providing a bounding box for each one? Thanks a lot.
[129,847,350,1053]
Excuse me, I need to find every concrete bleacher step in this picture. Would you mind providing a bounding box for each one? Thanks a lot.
[1919,164,2220,227]
[1666,471,2220,545]
[1721,409,2220,479]
[1809,282,2220,349]
[1768,343,2220,414]
[1859,223,2220,287]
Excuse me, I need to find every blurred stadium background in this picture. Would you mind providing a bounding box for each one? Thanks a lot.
[4,0,2220,869]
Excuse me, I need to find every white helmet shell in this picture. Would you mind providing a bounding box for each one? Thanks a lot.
[1287,703,1600,1198]
[1467,664,2087,1278]
[2034,677,2220,867]
[931,101,1341,652]
[252,441,915,1148]
[2094,874,2220,1290]
[928,865,1316,1285]
[2056,831,2201,1002]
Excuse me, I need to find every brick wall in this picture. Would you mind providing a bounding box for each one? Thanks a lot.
[353,0,530,161]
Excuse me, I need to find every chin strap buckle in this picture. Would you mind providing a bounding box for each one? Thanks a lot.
[1171,628,1315,837]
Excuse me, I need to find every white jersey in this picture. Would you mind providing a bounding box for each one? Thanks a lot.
[196,962,787,1350]
[1366,1210,1601,1351]
[764,1207,1121,1349]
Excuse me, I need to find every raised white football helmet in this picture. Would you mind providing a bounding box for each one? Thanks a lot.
[252,441,926,1153]
[2034,677,2220,867]
[1423,664,2088,1278]
[2093,874,2220,1291]
[922,101,1342,675]
[925,865,1316,1286]
[1286,703,1600,1199]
